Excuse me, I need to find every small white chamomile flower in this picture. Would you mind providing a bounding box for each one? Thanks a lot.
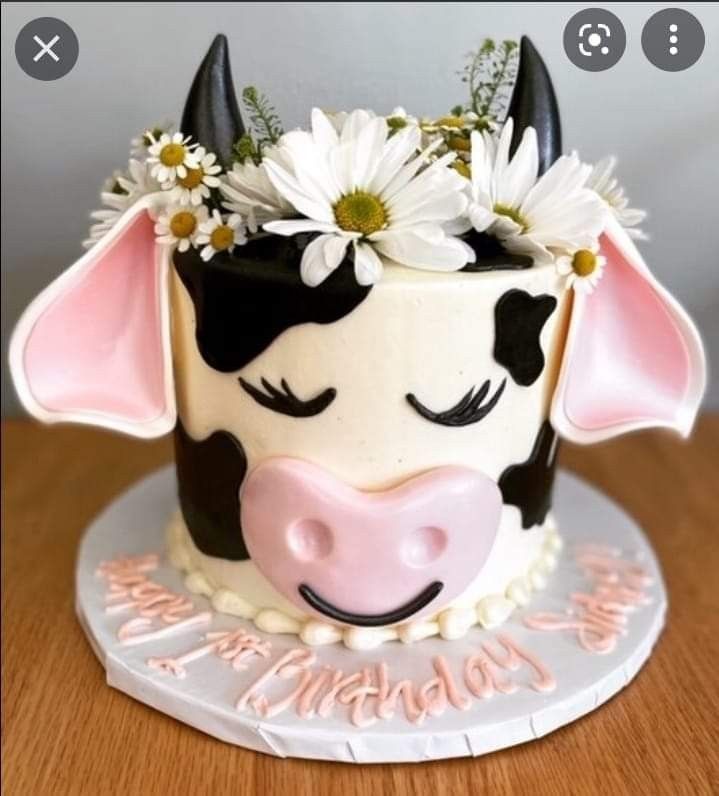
[131,120,175,159]
[556,248,607,294]
[146,132,199,185]
[195,210,247,261]
[155,204,209,252]
[83,159,160,249]
[166,147,222,206]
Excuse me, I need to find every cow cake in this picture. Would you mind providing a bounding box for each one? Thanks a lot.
[9,35,705,653]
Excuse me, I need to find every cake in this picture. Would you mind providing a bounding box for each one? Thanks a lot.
[9,35,705,653]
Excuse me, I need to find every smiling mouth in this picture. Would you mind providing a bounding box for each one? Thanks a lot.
[298,581,444,627]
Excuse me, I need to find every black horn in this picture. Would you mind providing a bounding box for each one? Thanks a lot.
[181,34,244,168]
[506,36,561,176]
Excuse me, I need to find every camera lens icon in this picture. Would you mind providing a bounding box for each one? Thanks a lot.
[564,9,626,71]
[580,25,611,56]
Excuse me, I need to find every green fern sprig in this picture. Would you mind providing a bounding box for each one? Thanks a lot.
[231,86,284,165]
[458,38,519,126]
[242,86,283,148]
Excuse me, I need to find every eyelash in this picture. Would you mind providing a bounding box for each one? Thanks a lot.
[239,377,337,418]
[406,379,506,427]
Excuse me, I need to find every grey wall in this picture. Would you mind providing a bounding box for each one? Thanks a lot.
[2,2,718,413]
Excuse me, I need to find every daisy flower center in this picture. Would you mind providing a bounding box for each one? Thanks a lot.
[448,135,471,153]
[493,203,528,232]
[334,192,388,236]
[210,225,235,251]
[160,143,188,167]
[169,211,197,239]
[435,115,465,128]
[452,160,471,179]
[178,168,204,189]
[572,249,598,277]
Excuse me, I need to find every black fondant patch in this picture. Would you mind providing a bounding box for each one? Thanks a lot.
[239,377,336,417]
[493,289,557,387]
[299,582,444,627]
[406,379,506,427]
[498,421,558,529]
[174,235,371,373]
[174,420,249,560]
[461,230,533,272]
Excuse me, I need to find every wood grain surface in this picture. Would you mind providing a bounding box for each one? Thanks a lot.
[2,417,718,795]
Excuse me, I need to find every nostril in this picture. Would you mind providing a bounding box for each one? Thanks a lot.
[401,526,448,568]
[287,519,333,562]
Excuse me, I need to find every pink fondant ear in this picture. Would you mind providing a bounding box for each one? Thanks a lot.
[551,216,706,444]
[9,196,175,438]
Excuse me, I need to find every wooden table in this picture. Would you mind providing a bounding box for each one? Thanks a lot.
[3,417,718,795]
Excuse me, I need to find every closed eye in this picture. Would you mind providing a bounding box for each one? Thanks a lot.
[239,377,336,418]
[406,379,506,427]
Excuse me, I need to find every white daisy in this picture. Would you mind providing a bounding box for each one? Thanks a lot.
[82,159,160,248]
[131,120,175,159]
[263,108,473,287]
[386,106,419,135]
[585,156,647,239]
[556,248,607,294]
[220,145,295,231]
[155,204,208,252]
[146,132,199,185]
[195,210,247,261]
[166,147,222,206]
[325,109,377,135]
[466,118,608,264]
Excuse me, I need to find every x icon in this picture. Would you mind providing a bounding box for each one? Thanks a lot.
[33,34,60,62]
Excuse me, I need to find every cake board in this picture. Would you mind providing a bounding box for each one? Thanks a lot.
[75,467,666,763]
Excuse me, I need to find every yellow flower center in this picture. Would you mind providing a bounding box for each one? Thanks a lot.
[494,203,528,232]
[448,135,471,152]
[334,192,388,236]
[178,168,204,189]
[572,249,598,277]
[160,143,186,167]
[435,115,465,128]
[452,160,471,179]
[169,211,197,239]
[210,225,235,251]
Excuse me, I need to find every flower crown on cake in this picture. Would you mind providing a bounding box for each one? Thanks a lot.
[84,36,644,293]
[8,34,705,446]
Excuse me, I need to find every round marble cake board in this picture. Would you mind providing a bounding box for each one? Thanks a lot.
[75,467,666,763]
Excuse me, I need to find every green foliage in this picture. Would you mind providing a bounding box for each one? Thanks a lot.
[231,86,284,165]
[458,38,518,126]
[231,134,259,165]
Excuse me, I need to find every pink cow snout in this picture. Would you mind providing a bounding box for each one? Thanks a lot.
[240,458,502,627]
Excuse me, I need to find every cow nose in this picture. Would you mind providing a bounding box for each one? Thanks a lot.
[240,458,502,625]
